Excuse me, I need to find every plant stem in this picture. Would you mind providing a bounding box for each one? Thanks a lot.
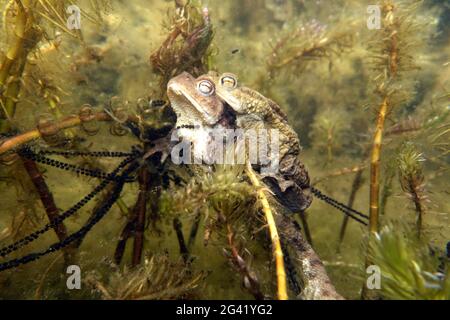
[173,217,189,264]
[337,167,364,251]
[132,167,150,267]
[226,224,264,300]
[245,162,288,300]
[369,96,389,234]
[114,210,134,265]
[362,96,389,300]
[20,156,75,265]
[410,181,425,239]
[187,210,201,249]
[0,111,115,155]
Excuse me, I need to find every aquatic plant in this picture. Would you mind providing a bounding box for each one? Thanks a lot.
[158,164,273,297]
[255,17,355,95]
[150,0,214,94]
[309,108,351,163]
[159,164,258,252]
[0,0,111,269]
[86,255,205,300]
[1,0,42,132]
[397,142,428,238]
[0,0,109,132]
[379,160,396,216]
[368,225,449,300]
[362,0,429,298]
[366,0,423,235]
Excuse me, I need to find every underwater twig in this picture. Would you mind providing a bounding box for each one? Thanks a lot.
[276,214,343,300]
[0,157,139,272]
[380,162,396,216]
[114,205,134,265]
[385,118,421,136]
[187,209,201,249]
[173,218,189,264]
[0,110,125,155]
[0,154,136,260]
[114,184,153,265]
[313,163,366,185]
[114,156,160,266]
[225,224,264,300]
[297,211,313,247]
[397,143,428,238]
[132,167,150,267]
[337,166,365,251]
[20,155,75,265]
[245,162,287,300]
[113,145,166,266]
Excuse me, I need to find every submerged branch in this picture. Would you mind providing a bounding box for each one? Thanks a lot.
[276,214,344,300]
[20,156,75,264]
[0,110,125,155]
[226,224,264,300]
[132,167,150,267]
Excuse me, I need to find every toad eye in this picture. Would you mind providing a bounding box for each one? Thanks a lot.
[197,80,215,96]
[220,74,237,89]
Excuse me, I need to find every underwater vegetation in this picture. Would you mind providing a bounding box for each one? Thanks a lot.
[0,0,448,300]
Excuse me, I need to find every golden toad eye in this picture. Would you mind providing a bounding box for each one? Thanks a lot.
[220,74,237,89]
[197,80,215,96]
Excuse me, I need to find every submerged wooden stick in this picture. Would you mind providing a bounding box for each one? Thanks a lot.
[337,167,364,251]
[114,212,134,265]
[132,167,150,266]
[313,163,366,184]
[276,214,344,300]
[173,217,189,264]
[20,156,74,264]
[0,111,114,155]
[245,162,288,300]
[114,181,151,266]
[226,224,264,300]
